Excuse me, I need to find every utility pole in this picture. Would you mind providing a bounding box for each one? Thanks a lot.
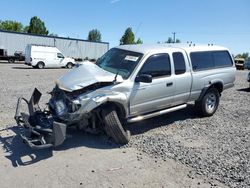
[172,32,176,43]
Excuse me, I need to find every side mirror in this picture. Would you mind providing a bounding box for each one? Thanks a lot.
[135,74,152,83]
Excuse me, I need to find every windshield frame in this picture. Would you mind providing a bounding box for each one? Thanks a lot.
[96,48,144,80]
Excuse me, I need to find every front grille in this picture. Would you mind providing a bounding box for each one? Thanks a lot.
[50,86,80,115]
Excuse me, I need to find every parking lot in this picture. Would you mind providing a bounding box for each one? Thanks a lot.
[0,63,249,188]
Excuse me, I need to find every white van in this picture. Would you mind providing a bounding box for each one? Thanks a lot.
[25,45,75,69]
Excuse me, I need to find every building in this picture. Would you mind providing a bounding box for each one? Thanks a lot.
[0,30,109,60]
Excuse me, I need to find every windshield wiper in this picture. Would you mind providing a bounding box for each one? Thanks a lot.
[113,69,120,82]
[113,58,125,82]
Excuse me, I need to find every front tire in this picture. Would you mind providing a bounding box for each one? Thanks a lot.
[102,106,130,145]
[195,88,220,117]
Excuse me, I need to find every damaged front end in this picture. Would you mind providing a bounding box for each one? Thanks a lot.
[15,61,129,149]
[14,85,112,149]
[14,88,67,149]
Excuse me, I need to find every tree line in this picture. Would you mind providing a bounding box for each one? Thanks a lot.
[0,17,48,36]
[0,17,182,45]
[235,52,249,60]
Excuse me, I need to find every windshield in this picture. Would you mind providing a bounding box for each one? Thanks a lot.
[96,48,143,79]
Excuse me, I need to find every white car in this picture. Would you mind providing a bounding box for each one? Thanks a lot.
[25,44,75,69]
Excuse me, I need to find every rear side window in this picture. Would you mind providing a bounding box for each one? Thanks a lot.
[139,53,171,78]
[190,52,214,71]
[213,51,233,67]
[173,52,186,74]
[190,50,232,71]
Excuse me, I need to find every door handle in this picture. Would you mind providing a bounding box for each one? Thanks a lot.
[166,82,173,87]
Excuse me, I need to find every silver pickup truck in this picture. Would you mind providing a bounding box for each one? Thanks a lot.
[15,44,236,149]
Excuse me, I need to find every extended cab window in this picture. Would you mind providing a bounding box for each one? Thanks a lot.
[57,53,64,58]
[139,54,171,78]
[173,52,186,74]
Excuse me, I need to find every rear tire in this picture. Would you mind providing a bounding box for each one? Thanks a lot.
[37,62,45,69]
[195,88,220,117]
[66,62,73,69]
[102,106,130,145]
[8,59,15,63]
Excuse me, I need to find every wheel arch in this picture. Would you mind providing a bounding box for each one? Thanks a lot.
[36,61,45,67]
[212,82,223,93]
[66,62,74,68]
[101,101,127,120]
[197,81,223,102]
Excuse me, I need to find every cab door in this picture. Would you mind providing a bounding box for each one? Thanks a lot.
[172,52,192,105]
[54,53,65,67]
[129,53,175,116]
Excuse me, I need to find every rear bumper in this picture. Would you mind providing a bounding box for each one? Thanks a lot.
[14,88,67,149]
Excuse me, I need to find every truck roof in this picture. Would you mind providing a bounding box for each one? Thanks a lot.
[116,44,230,54]
[29,45,61,53]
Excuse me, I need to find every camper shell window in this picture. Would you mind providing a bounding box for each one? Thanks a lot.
[190,50,233,71]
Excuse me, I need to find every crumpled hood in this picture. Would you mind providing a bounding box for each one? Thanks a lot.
[56,61,122,91]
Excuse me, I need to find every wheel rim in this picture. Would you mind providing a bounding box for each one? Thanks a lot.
[38,63,43,69]
[206,93,217,113]
[67,63,72,68]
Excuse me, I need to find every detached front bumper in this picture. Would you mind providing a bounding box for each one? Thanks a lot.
[14,88,67,149]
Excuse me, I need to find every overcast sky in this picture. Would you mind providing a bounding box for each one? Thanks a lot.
[0,0,249,54]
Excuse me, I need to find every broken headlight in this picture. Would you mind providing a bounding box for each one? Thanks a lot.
[55,100,67,116]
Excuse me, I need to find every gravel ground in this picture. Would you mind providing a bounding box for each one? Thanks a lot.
[3,63,224,188]
[0,63,249,187]
[126,71,250,188]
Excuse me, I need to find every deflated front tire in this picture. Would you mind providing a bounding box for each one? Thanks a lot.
[102,106,130,145]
